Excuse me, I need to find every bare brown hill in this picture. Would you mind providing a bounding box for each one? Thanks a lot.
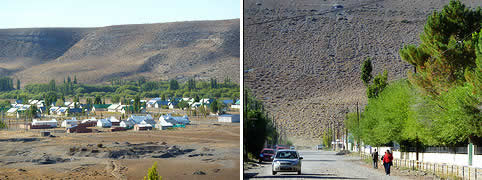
[0,19,239,84]
[243,0,480,145]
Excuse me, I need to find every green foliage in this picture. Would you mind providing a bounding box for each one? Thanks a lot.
[367,70,388,98]
[144,162,161,180]
[427,84,481,145]
[169,79,179,90]
[0,76,14,91]
[322,128,332,149]
[210,99,219,113]
[361,57,373,87]
[244,88,278,160]
[399,0,481,95]
[94,95,102,104]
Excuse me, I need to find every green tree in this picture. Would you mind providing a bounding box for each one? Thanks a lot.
[399,0,481,96]
[210,99,218,113]
[360,57,373,87]
[16,79,20,90]
[144,162,161,180]
[49,80,56,91]
[169,79,179,90]
[111,95,120,104]
[367,70,388,98]
[94,95,102,104]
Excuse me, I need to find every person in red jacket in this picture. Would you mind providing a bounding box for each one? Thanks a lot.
[382,150,393,176]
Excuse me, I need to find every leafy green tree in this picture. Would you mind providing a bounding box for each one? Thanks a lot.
[144,162,161,180]
[210,99,218,113]
[399,0,482,96]
[178,100,189,110]
[367,70,388,98]
[16,79,20,90]
[360,57,373,87]
[111,95,120,104]
[244,88,277,160]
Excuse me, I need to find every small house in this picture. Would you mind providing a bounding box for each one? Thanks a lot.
[97,118,112,128]
[108,116,121,126]
[155,118,173,130]
[134,124,152,131]
[107,104,121,112]
[218,114,240,123]
[159,114,190,125]
[231,100,240,109]
[91,104,111,112]
[61,118,79,128]
[120,120,135,129]
[31,119,58,128]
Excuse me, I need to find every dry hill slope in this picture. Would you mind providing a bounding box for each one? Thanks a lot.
[243,0,480,145]
[0,19,240,84]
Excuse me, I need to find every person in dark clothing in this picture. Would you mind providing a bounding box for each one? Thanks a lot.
[371,149,378,169]
[382,150,393,176]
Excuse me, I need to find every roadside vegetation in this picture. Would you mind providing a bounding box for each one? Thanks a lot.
[347,0,481,149]
[244,88,278,161]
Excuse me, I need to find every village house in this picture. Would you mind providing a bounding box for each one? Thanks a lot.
[91,104,111,112]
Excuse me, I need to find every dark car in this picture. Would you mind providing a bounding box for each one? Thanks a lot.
[259,148,275,163]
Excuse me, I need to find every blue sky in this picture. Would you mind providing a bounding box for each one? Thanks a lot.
[1,0,240,29]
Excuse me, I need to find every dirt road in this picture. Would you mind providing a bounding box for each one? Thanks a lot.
[245,150,414,179]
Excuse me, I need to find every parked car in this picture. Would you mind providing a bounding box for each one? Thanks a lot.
[316,144,324,150]
[259,148,275,163]
[275,145,289,152]
[272,149,303,175]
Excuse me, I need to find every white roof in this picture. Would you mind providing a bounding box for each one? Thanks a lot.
[7,108,17,113]
[108,104,120,110]
[136,124,152,128]
[108,116,120,122]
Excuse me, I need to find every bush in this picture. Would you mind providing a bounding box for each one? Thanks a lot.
[144,162,161,180]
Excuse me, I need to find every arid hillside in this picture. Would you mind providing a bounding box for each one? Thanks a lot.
[0,19,240,84]
[243,0,480,145]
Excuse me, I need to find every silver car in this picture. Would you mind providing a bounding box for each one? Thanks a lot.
[272,149,303,175]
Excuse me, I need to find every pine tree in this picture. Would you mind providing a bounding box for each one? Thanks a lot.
[399,0,482,95]
[16,79,20,90]
[144,162,161,180]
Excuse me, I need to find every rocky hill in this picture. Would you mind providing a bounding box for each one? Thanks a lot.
[243,0,480,145]
[0,19,240,84]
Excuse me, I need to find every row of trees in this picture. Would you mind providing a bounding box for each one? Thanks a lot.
[346,0,481,152]
[0,77,239,103]
[244,88,278,161]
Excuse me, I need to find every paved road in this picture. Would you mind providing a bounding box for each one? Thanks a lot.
[245,150,407,179]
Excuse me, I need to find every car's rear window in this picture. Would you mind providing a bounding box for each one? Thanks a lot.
[263,150,274,154]
[275,151,298,159]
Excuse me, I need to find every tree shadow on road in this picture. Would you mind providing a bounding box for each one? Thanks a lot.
[249,173,366,179]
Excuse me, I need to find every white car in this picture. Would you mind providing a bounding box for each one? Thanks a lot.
[272,149,303,175]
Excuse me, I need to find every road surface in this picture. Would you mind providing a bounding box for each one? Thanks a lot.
[245,150,409,179]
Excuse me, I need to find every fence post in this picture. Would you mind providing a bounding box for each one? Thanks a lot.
[463,166,464,179]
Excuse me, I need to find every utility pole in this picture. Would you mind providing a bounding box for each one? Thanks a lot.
[356,102,360,154]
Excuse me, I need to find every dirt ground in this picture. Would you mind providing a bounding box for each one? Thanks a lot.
[0,116,240,180]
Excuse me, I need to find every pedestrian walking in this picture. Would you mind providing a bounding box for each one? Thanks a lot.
[382,149,393,176]
[371,149,378,169]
